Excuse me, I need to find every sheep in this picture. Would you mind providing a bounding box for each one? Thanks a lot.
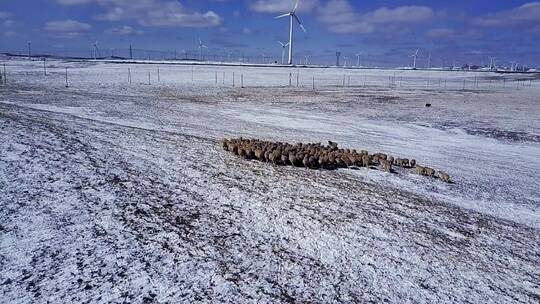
[220,138,450,183]
[401,158,410,168]
[255,149,264,160]
[438,171,451,183]
[362,155,371,167]
[425,167,435,177]
[281,154,289,165]
[380,159,392,172]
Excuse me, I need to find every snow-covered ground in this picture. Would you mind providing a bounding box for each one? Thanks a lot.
[1,58,539,303]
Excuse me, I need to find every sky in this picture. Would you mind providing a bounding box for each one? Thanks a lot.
[0,0,539,67]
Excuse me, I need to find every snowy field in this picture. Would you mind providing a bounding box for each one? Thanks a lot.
[1,58,539,303]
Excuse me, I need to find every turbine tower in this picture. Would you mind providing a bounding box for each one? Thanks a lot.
[278,41,289,64]
[356,52,362,67]
[92,40,100,60]
[275,0,307,65]
[198,38,207,61]
[489,57,496,71]
[411,49,419,69]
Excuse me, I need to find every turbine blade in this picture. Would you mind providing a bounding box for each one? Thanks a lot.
[293,0,299,12]
[275,13,290,19]
[278,41,284,46]
[293,14,307,33]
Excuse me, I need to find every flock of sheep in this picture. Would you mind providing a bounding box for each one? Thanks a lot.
[221,138,451,183]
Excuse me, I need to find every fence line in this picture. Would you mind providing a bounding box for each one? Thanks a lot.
[0,62,536,92]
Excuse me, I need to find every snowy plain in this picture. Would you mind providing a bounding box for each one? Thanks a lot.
[0,57,539,303]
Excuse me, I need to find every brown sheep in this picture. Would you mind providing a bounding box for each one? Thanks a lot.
[416,165,425,175]
[438,171,451,183]
[425,167,435,177]
[302,155,310,168]
[254,149,264,160]
[281,154,289,165]
[380,159,392,172]
[410,159,416,168]
[362,155,371,167]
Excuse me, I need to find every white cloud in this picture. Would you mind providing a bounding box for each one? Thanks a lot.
[0,11,12,19]
[318,0,435,34]
[474,2,540,27]
[105,25,143,35]
[45,19,92,32]
[3,31,16,37]
[369,6,434,24]
[44,19,92,37]
[57,0,93,4]
[3,20,15,27]
[56,0,222,28]
[249,0,319,13]
[426,28,456,39]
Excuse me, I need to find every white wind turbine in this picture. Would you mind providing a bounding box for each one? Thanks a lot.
[198,38,207,61]
[411,49,419,69]
[489,57,496,71]
[355,52,362,67]
[275,0,307,65]
[92,40,100,60]
[278,41,290,64]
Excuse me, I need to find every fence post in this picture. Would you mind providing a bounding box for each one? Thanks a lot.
[191,67,194,82]
[148,72,151,85]
[233,72,235,87]
[241,74,244,88]
[157,67,160,82]
[128,68,131,84]
[3,64,6,84]
[43,58,47,76]
[296,72,299,87]
[312,76,315,90]
[215,71,217,84]
[65,67,68,88]
[222,71,225,85]
[289,72,292,86]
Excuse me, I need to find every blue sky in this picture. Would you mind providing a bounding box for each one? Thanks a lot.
[1,0,539,66]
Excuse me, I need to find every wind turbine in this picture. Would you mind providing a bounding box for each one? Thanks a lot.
[198,38,207,61]
[411,49,419,69]
[275,0,307,65]
[278,41,289,64]
[304,55,309,65]
[343,56,349,67]
[427,53,432,69]
[92,40,100,60]
[355,52,362,67]
[489,57,496,71]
